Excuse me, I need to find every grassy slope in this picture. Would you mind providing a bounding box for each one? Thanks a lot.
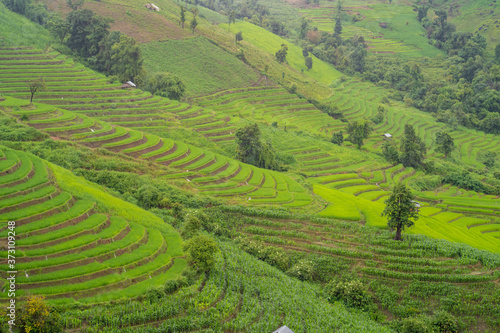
[223,21,343,86]
[141,37,260,97]
[0,3,52,49]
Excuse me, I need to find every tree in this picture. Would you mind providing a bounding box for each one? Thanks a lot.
[3,0,31,15]
[66,9,110,58]
[235,31,243,43]
[227,9,236,32]
[183,234,219,272]
[67,0,84,10]
[180,6,186,29]
[46,14,69,44]
[382,141,400,165]
[144,72,186,100]
[302,48,309,58]
[400,124,426,168]
[17,295,62,333]
[346,120,372,149]
[416,5,429,22]
[435,131,455,158]
[110,35,144,82]
[331,131,343,145]
[275,43,288,63]
[495,43,500,63]
[382,183,419,241]
[305,56,313,70]
[235,123,283,170]
[190,16,198,33]
[28,78,46,104]
[334,17,342,36]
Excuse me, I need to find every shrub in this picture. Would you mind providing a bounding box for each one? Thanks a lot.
[396,316,432,333]
[324,279,372,309]
[145,287,165,304]
[432,311,459,333]
[183,235,219,272]
[287,259,315,281]
[17,296,62,333]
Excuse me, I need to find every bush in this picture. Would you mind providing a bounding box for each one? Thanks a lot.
[183,235,219,272]
[145,287,165,304]
[17,296,62,333]
[287,259,315,281]
[324,279,372,309]
[394,316,432,333]
[432,311,459,333]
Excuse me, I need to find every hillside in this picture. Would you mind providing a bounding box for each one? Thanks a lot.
[0,146,184,303]
[1,1,500,332]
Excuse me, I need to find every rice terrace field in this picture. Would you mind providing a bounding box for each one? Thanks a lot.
[0,0,500,332]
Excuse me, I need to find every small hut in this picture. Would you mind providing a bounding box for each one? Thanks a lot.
[382,133,392,139]
[121,81,136,89]
[145,3,160,11]
[411,200,421,213]
[272,326,294,333]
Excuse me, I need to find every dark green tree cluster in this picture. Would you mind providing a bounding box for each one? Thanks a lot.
[300,34,368,74]
[143,72,186,100]
[235,123,286,171]
[382,125,427,168]
[364,52,500,134]
[345,120,372,149]
[275,43,288,63]
[2,0,50,25]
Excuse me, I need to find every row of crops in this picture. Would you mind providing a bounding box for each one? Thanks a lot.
[0,147,184,303]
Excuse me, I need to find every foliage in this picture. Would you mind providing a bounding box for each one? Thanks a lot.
[435,131,455,158]
[442,171,485,193]
[46,14,68,43]
[346,120,372,149]
[0,112,48,141]
[334,17,342,36]
[400,125,426,168]
[181,214,202,239]
[324,278,372,309]
[143,72,186,100]
[111,35,145,82]
[431,311,458,333]
[382,141,400,165]
[331,131,344,146]
[382,183,419,241]
[190,16,198,33]
[183,234,219,272]
[28,77,46,103]
[66,9,110,58]
[287,259,314,281]
[235,123,285,171]
[180,6,185,29]
[17,296,62,333]
[235,31,243,43]
[275,43,288,63]
[305,56,312,70]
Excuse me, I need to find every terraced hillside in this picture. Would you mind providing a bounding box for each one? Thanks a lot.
[291,0,443,57]
[206,207,500,332]
[57,239,393,332]
[0,97,317,209]
[0,146,184,303]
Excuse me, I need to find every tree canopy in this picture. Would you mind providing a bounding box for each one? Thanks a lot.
[382,183,419,241]
[435,131,455,158]
[144,72,186,100]
[400,124,426,168]
[346,120,372,149]
[111,35,145,82]
[275,43,288,64]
